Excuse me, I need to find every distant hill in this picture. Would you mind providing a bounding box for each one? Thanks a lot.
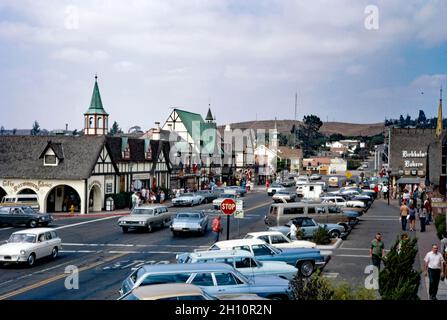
[218,120,385,137]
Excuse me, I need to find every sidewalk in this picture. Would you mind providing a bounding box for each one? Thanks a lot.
[388,199,447,300]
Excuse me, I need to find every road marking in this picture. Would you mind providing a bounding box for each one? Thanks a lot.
[54,216,119,230]
[338,247,390,252]
[0,227,12,231]
[322,272,339,278]
[0,253,127,300]
[108,250,179,254]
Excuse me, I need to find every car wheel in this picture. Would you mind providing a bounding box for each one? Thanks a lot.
[27,253,36,267]
[330,230,341,238]
[172,231,179,237]
[298,261,314,277]
[51,247,58,259]
[146,224,152,233]
[122,227,129,233]
[28,220,38,228]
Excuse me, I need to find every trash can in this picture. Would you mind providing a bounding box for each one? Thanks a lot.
[106,197,114,211]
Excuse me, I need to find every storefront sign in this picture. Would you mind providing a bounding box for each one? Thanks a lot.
[133,173,151,180]
[2,180,53,191]
[404,160,424,168]
[402,151,427,158]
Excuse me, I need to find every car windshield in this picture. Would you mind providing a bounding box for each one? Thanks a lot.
[132,208,154,215]
[182,193,194,197]
[221,194,235,199]
[22,207,36,214]
[8,233,36,243]
[264,243,281,254]
[177,213,200,219]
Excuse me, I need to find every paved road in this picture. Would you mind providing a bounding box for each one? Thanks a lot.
[0,190,275,300]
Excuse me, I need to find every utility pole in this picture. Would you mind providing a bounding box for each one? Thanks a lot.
[294,91,298,147]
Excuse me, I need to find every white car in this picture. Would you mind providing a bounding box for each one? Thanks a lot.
[0,228,62,267]
[176,249,298,280]
[244,231,317,249]
[172,193,204,207]
[212,194,241,210]
[267,184,286,196]
[321,196,365,208]
[272,190,296,203]
[310,174,321,180]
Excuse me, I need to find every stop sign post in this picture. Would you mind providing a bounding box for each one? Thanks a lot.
[220,198,236,240]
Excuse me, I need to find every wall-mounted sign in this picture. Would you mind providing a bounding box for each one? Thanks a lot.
[404,160,424,168]
[402,151,427,158]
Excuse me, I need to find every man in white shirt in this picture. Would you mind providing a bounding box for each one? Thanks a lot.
[290,221,298,240]
[424,244,445,300]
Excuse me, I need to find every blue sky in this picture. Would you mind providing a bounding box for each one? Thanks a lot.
[1,0,447,132]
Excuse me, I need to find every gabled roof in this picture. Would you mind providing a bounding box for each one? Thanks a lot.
[39,141,65,160]
[277,147,302,160]
[0,136,106,179]
[174,109,204,139]
[85,77,108,115]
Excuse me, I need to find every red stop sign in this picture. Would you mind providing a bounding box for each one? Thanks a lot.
[220,198,236,215]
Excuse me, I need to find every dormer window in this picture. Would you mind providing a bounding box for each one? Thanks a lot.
[44,154,58,166]
[122,144,130,159]
[145,150,152,160]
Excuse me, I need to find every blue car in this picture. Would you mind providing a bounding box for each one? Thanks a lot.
[209,239,329,277]
[119,263,292,300]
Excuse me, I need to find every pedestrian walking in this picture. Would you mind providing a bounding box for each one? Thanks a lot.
[441,232,447,256]
[424,244,445,300]
[160,190,165,204]
[418,207,427,232]
[131,192,139,210]
[382,184,389,200]
[290,221,298,241]
[370,233,385,271]
[374,184,379,199]
[400,201,409,231]
[211,216,223,243]
[424,197,433,225]
[408,204,416,231]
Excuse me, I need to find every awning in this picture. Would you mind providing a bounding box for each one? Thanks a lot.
[396,177,425,184]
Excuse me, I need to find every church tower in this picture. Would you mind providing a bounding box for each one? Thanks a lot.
[84,75,109,135]
[436,86,443,137]
[271,118,279,149]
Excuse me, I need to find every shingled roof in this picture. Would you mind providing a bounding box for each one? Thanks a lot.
[0,135,106,179]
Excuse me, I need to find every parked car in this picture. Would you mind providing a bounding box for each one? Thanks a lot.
[225,186,246,197]
[195,190,218,203]
[118,205,171,233]
[244,231,317,249]
[0,228,62,267]
[118,283,215,300]
[310,174,322,180]
[170,211,209,236]
[328,177,339,188]
[280,178,296,187]
[269,217,347,239]
[176,249,298,280]
[295,176,309,186]
[172,193,204,207]
[213,193,240,210]
[208,239,328,277]
[267,184,286,196]
[272,190,296,203]
[0,206,53,228]
[119,263,292,300]
[0,194,40,210]
[321,196,365,209]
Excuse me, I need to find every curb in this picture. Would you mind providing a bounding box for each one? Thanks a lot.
[53,213,130,219]
[316,238,343,250]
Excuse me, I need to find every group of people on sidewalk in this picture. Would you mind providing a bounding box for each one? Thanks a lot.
[399,197,432,232]
[131,188,166,209]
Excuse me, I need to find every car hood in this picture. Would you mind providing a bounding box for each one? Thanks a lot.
[0,243,35,254]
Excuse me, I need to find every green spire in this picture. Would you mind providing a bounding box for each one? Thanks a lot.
[205,106,214,122]
[85,75,108,115]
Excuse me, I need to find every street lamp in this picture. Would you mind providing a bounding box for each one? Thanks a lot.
[387,169,392,206]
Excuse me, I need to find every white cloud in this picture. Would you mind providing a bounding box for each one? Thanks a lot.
[52,47,109,62]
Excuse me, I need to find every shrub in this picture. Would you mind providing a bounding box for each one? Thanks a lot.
[379,236,420,300]
[435,214,446,240]
[312,226,331,245]
[290,271,378,300]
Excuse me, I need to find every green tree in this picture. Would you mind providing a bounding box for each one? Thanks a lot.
[12,128,16,135]
[299,115,323,157]
[379,236,420,300]
[109,121,123,135]
[30,121,40,136]
[72,129,78,136]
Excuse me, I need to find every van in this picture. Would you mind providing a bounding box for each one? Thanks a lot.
[264,202,348,227]
[0,194,39,210]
